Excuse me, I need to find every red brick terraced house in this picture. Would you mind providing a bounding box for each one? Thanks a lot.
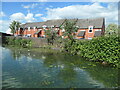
[15,17,105,39]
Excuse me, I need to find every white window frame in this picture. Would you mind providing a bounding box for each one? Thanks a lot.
[88,37,92,39]
[18,28,20,31]
[34,27,36,31]
[88,26,93,33]
[28,27,30,31]
[80,30,86,31]
[42,25,47,29]
[51,25,54,28]
[62,28,65,32]
[95,29,101,31]
[27,34,31,37]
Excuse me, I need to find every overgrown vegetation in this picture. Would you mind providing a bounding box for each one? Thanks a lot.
[45,28,57,45]
[64,35,119,67]
[3,37,32,48]
[9,21,21,35]
[60,20,78,43]
[105,23,118,36]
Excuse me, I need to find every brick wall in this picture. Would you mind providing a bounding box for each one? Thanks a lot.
[5,36,63,48]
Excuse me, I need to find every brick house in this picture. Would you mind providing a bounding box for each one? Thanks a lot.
[15,17,105,39]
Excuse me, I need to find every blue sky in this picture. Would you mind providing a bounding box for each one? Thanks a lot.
[0,1,118,34]
[2,2,95,21]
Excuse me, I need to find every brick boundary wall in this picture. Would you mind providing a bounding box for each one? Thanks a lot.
[5,36,63,48]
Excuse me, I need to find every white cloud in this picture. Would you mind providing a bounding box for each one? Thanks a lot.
[1,12,36,33]
[10,12,36,22]
[10,13,25,22]
[0,11,6,17]
[25,13,36,22]
[22,5,30,9]
[0,20,11,33]
[35,14,43,17]
[22,3,38,9]
[6,28,12,34]
[41,2,118,25]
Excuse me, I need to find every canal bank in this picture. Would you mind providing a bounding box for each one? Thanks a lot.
[2,34,120,68]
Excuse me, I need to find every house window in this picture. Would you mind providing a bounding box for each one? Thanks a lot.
[62,29,65,32]
[42,25,47,29]
[18,28,20,31]
[88,26,93,33]
[28,27,30,31]
[88,37,92,39]
[34,27,36,31]
[55,28,58,30]
[51,25,54,28]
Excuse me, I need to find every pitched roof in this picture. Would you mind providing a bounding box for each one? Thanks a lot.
[43,19,65,27]
[76,17,104,28]
[62,19,78,26]
[20,24,26,28]
[20,22,45,28]
[20,17,105,29]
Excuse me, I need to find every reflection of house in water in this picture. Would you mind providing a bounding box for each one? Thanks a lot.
[15,17,105,39]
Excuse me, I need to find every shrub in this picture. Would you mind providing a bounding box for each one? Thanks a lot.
[64,35,120,67]
[4,37,32,48]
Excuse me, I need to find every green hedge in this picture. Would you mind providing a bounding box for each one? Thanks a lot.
[4,37,32,48]
[64,35,120,68]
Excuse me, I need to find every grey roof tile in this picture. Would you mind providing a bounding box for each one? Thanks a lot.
[76,17,104,28]
[43,19,65,27]
[21,22,45,28]
[20,17,105,29]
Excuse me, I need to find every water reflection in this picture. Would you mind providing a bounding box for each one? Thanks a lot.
[2,47,118,88]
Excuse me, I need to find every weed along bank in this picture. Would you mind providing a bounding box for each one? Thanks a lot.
[15,17,105,39]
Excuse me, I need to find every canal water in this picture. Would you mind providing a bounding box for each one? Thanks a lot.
[1,46,118,88]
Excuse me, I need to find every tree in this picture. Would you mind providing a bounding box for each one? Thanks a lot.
[60,19,78,44]
[45,28,57,45]
[106,24,118,35]
[9,21,21,35]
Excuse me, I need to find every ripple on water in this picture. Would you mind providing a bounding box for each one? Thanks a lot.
[2,72,22,88]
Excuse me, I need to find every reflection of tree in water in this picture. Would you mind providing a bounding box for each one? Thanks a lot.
[8,47,119,88]
[11,49,22,60]
[58,66,76,84]
[43,53,77,84]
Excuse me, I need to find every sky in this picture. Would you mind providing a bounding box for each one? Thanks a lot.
[0,0,119,34]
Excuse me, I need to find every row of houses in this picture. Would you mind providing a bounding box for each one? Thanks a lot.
[15,17,105,39]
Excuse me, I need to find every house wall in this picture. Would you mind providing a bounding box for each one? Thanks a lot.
[22,28,43,37]
[76,28,103,39]
[15,25,105,39]
[15,29,23,35]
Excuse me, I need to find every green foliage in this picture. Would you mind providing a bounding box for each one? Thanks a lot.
[64,35,120,68]
[9,21,21,35]
[60,20,78,41]
[45,29,57,45]
[5,37,32,48]
[106,24,118,35]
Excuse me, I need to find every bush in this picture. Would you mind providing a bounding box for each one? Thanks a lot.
[64,35,120,68]
[4,37,32,48]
